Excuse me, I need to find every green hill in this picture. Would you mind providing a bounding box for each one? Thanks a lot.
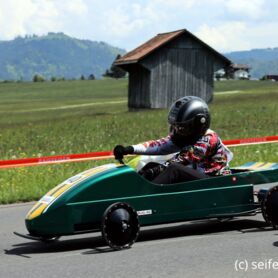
[1,32,277,80]
[0,32,126,81]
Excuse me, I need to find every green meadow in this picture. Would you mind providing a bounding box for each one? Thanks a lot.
[0,79,277,204]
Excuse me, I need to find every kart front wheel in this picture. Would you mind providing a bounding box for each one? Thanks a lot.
[262,185,278,229]
[101,202,140,250]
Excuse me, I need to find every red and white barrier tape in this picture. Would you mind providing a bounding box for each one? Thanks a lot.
[0,151,113,169]
[224,135,278,147]
[0,135,277,169]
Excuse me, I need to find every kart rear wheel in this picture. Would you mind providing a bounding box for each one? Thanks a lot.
[101,202,140,250]
[262,185,278,229]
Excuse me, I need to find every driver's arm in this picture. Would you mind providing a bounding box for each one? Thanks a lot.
[132,136,180,155]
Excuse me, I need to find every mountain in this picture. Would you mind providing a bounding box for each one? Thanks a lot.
[1,32,277,80]
[0,32,126,81]
[225,48,278,78]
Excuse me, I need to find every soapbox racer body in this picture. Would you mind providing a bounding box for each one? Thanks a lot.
[16,158,278,250]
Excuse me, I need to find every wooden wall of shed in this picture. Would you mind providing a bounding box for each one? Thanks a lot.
[140,35,217,108]
[127,64,151,109]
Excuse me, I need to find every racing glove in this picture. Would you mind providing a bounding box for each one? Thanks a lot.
[113,145,134,160]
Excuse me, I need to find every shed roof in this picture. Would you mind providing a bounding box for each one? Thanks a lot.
[114,29,231,66]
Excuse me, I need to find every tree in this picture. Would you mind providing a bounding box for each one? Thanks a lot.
[80,75,85,80]
[103,54,126,79]
[103,69,111,78]
[88,74,95,80]
[33,74,45,82]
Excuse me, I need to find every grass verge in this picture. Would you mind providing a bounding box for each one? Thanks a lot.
[0,79,277,203]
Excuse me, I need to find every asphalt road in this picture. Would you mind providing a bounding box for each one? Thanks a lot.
[1,200,278,278]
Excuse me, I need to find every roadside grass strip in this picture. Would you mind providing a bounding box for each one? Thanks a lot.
[0,79,277,204]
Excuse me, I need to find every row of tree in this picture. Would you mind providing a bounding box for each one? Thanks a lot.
[1,54,126,83]
[32,74,96,82]
[32,54,126,82]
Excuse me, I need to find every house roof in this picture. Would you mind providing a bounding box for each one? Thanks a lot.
[114,29,231,66]
[230,63,251,70]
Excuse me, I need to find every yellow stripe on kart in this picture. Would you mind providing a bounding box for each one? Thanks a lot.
[50,165,114,198]
[26,164,117,220]
[52,183,74,198]
[47,182,66,197]
[247,162,276,170]
[256,162,275,170]
[26,203,48,220]
[248,162,266,170]
[26,202,42,217]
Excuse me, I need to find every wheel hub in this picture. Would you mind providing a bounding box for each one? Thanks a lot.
[101,203,140,250]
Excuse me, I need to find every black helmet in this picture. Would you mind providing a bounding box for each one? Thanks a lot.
[168,96,210,145]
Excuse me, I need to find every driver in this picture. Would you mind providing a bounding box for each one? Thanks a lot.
[113,96,233,184]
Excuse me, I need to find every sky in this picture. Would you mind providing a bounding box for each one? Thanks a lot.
[0,0,278,53]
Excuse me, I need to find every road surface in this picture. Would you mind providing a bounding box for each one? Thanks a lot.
[1,199,278,278]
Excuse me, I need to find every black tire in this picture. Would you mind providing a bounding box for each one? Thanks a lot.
[262,185,278,229]
[101,202,140,250]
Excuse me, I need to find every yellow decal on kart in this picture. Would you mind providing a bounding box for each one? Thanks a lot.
[26,164,117,220]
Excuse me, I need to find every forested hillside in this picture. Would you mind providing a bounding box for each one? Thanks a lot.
[1,32,277,80]
[0,32,125,81]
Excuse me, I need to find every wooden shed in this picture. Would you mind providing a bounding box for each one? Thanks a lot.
[114,29,231,109]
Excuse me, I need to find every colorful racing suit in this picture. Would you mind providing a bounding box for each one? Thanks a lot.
[132,129,233,176]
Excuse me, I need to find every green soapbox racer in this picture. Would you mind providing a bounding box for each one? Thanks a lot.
[15,155,278,250]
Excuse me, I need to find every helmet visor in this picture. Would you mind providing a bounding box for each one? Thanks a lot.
[170,118,195,137]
